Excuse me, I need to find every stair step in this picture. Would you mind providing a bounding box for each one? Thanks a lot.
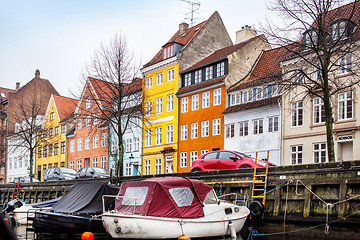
[252,195,265,198]
[253,189,265,191]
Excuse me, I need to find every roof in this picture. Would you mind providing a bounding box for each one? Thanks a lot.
[0,87,15,100]
[176,76,225,96]
[53,95,77,122]
[183,35,263,73]
[123,78,142,96]
[143,20,208,67]
[223,96,281,114]
[230,46,291,92]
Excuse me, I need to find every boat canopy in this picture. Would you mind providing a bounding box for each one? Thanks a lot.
[115,177,214,218]
[52,181,119,216]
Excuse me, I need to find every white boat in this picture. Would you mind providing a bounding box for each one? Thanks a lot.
[102,177,250,239]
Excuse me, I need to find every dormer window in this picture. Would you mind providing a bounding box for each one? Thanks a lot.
[331,19,356,41]
[303,29,318,48]
[163,44,175,59]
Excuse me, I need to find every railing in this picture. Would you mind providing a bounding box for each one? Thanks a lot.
[102,195,138,214]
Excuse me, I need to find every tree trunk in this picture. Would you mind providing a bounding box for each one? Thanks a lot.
[29,148,34,182]
[116,139,124,184]
[324,95,335,162]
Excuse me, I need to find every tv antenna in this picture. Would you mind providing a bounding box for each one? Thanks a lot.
[181,0,201,27]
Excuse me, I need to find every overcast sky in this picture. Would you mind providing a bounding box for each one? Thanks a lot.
[0,0,272,97]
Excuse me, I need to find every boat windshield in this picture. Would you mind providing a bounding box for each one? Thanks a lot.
[122,187,148,206]
[204,190,218,204]
[169,187,194,207]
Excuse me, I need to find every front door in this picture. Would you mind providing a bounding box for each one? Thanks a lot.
[165,156,173,173]
[84,158,90,167]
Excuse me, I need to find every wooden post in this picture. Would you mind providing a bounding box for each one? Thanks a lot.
[338,183,347,218]
[273,187,281,216]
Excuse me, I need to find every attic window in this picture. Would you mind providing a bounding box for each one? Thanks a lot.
[0,92,5,98]
[181,33,187,37]
[331,19,356,41]
[303,29,318,48]
[163,44,175,59]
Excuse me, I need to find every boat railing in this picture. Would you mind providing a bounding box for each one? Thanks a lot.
[218,193,249,206]
[102,195,138,214]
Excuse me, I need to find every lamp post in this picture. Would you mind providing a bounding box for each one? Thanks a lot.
[129,154,134,176]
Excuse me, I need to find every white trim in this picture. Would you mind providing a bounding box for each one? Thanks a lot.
[141,57,178,76]
[146,115,174,125]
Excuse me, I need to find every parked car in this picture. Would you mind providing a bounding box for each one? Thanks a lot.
[189,150,276,172]
[43,167,77,181]
[13,177,40,183]
[75,167,110,179]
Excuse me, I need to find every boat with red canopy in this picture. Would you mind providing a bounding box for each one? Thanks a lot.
[101,177,249,239]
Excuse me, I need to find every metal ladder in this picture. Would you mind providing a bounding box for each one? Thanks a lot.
[25,208,37,240]
[251,151,270,207]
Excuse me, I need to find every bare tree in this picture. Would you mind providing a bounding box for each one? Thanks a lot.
[261,0,360,162]
[82,34,143,181]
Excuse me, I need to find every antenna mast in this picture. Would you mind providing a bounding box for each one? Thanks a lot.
[181,0,201,27]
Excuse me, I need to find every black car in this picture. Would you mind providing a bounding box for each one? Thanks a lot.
[75,167,110,179]
[43,167,77,181]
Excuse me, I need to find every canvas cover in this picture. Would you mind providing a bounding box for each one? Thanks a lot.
[52,182,119,216]
[115,177,213,219]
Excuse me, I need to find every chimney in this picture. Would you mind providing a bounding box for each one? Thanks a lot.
[179,22,189,34]
[235,25,257,44]
[16,82,20,90]
[35,69,40,78]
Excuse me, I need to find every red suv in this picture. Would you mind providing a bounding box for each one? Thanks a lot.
[189,150,275,172]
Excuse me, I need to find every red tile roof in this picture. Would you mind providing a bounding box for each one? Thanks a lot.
[88,77,118,108]
[183,35,263,72]
[123,78,142,96]
[176,76,226,96]
[53,95,77,122]
[223,96,281,114]
[0,87,15,99]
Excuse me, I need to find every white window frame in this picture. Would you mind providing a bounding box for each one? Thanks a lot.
[202,91,210,108]
[167,94,174,112]
[338,91,353,120]
[180,152,187,168]
[86,116,91,127]
[190,151,197,166]
[291,145,303,165]
[77,138,82,151]
[92,157,98,167]
[156,72,163,85]
[313,98,325,124]
[201,120,209,137]
[216,62,225,77]
[156,97,163,114]
[291,101,303,127]
[134,137,140,151]
[145,159,151,175]
[155,127,162,145]
[191,123,198,139]
[93,134,98,149]
[181,97,188,113]
[101,156,107,169]
[70,139,75,152]
[166,124,173,143]
[126,138,132,152]
[205,66,213,81]
[146,100,152,117]
[212,118,220,136]
[213,88,221,106]
[167,68,175,81]
[339,54,353,74]
[101,132,107,147]
[313,143,327,163]
[239,121,248,136]
[253,119,264,135]
[77,159,82,170]
[225,124,235,138]
[155,158,162,174]
[85,136,90,150]
[268,116,279,133]
[184,73,191,87]
[191,94,199,111]
[180,125,188,140]
[194,70,202,84]
[86,96,92,109]
[145,129,152,147]
[146,76,153,88]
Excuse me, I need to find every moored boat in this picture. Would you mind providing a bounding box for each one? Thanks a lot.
[102,177,250,239]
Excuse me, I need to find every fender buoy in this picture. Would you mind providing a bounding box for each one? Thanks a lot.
[249,200,264,216]
[81,232,94,240]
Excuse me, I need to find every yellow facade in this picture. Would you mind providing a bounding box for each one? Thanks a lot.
[141,63,179,175]
[36,98,67,180]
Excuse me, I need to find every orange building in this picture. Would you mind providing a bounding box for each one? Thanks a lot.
[67,78,112,171]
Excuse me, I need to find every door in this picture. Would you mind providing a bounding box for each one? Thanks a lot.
[165,156,173,173]
[201,152,219,170]
[341,142,353,161]
[218,151,240,169]
[84,158,90,167]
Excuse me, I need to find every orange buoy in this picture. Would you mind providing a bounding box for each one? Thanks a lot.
[178,235,191,240]
[81,232,94,240]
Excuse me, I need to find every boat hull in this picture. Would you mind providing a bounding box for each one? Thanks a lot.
[102,203,249,239]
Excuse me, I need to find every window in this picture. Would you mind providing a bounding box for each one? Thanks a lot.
[43,146,47,157]
[291,101,303,127]
[125,163,131,176]
[92,157,98,167]
[331,20,355,41]
[85,136,90,150]
[338,91,353,120]
[49,128,53,136]
[77,138,82,151]
[194,70,202,84]
[50,112,54,121]
[49,144,53,156]
[163,45,174,59]
[291,145,303,164]
[134,137,140,151]
[167,69,175,81]
[253,119,264,135]
[101,132,107,147]
[70,140,75,152]
[181,125,188,140]
[313,143,327,163]
[78,118,83,129]
[146,100,152,117]
[181,97,188,113]
[201,120,209,137]
[339,54,352,74]
[145,129,152,147]
[8,158,12,169]
[191,123,198,139]
[77,159,82,170]
[304,29,318,48]
[18,157,22,168]
[13,157,17,169]
[184,74,191,87]
[205,66,213,81]
[213,88,221,106]
[191,94,199,111]
[155,127,162,145]
[126,138,132,152]
[69,160,74,169]
[86,116,91,127]
[212,118,220,135]
[268,116,279,132]
[155,158,162,174]
[202,91,210,108]
[61,141,65,154]
[156,73,163,85]
[190,151,197,166]
[313,98,325,124]
[217,62,225,77]
[166,124,173,143]
[93,113,99,125]
[146,77,153,88]
[55,126,59,135]
[292,68,304,84]
[225,124,235,138]
[180,152,187,167]
[101,156,107,169]
[144,159,151,175]
[54,143,59,155]
[239,121,248,136]
[24,155,28,168]
[93,134,98,148]
[201,149,208,155]
[156,97,163,114]
[61,125,66,133]
[86,96,92,109]
[167,94,174,112]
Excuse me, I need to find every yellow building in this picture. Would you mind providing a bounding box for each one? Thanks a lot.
[140,13,233,175]
[36,95,77,180]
